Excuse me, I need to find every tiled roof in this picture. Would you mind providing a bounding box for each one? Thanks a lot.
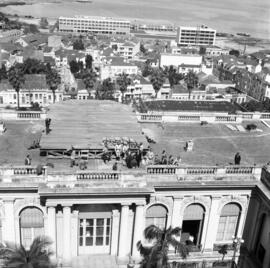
[55,49,85,60]
[20,34,48,46]
[106,56,135,66]
[171,84,188,94]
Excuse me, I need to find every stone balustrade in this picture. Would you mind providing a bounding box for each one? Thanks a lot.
[0,165,263,184]
[76,171,119,180]
[146,165,262,180]
[137,112,270,123]
[17,112,42,119]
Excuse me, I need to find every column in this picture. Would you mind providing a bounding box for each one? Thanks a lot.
[171,196,183,228]
[118,203,130,258]
[2,198,15,242]
[132,202,145,259]
[203,196,221,251]
[62,206,71,263]
[47,206,56,254]
[111,210,120,255]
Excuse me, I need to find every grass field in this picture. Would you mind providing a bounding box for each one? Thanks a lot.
[143,121,270,166]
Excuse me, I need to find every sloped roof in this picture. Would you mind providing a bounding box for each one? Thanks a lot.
[171,84,188,94]
[20,34,48,47]
[55,49,85,60]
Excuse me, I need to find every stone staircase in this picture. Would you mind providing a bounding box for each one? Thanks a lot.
[71,254,119,268]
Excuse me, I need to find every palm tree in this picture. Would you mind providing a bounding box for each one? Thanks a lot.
[164,66,184,88]
[80,68,97,99]
[8,63,25,109]
[150,69,166,98]
[116,72,131,103]
[46,67,61,103]
[137,225,189,268]
[0,235,54,268]
[184,70,198,99]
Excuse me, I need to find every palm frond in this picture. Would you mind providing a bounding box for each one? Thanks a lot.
[144,225,163,240]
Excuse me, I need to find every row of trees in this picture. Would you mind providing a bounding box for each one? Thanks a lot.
[142,61,199,98]
[0,58,61,109]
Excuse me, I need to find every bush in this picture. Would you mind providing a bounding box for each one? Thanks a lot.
[246,123,257,131]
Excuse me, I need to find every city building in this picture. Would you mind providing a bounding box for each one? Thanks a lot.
[0,100,270,268]
[100,56,138,80]
[0,29,22,43]
[110,40,140,59]
[176,26,216,46]
[160,53,203,73]
[131,22,176,32]
[0,74,62,107]
[58,16,131,36]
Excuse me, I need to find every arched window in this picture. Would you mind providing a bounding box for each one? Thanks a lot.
[146,204,168,229]
[216,203,241,241]
[20,207,44,248]
[182,204,205,246]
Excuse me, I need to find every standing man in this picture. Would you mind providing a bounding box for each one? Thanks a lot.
[234,152,241,165]
[70,147,76,167]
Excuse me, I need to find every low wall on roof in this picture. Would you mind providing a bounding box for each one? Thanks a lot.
[0,109,46,120]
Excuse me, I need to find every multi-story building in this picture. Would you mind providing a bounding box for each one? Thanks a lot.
[58,16,131,36]
[110,40,140,59]
[0,29,22,42]
[176,26,216,46]
[0,100,270,268]
[0,74,63,107]
[160,53,203,73]
[100,56,138,80]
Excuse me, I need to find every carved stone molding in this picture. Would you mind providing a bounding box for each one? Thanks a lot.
[14,198,45,216]
[217,195,249,215]
[180,195,211,216]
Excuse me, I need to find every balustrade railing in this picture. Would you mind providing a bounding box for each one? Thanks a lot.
[76,172,119,180]
[186,167,217,175]
[178,115,200,121]
[140,114,162,121]
[215,116,237,122]
[17,112,41,119]
[13,166,46,175]
[147,165,176,174]
[260,113,270,119]
[225,166,253,174]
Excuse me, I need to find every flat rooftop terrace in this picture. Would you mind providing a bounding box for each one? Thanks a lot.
[142,100,241,113]
[142,121,270,166]
[40,100,147,150]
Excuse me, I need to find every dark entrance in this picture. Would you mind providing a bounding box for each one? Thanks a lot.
[181,204,205,246]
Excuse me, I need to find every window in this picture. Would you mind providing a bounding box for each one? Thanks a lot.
[20,207,44,249]
[146,204,167,229]
[216,203,240,241]
[182,204,205,245]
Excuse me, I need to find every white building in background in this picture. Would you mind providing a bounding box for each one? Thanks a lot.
[110,40,140,59]
[58,16,131,36]
[160,53,203,73]
[176,26,216,46]
[0,74,62,107]
[100,57,138,80]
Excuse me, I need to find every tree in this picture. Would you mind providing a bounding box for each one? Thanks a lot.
[22,58,46,74]
[96,78,115,100]
[81,69,97,98]
[229,49,240,57]
[8,63,25,109]
[218,244,228,261]
[184,70,198,99]
[142,60,153,77]
[150,69,166,97]
[85,54,93,70]
[46,67,61,103]
[164,65,184,87]
[69,60,80,74]
[137,225,189,268]
[140,44,146,54]
[73,39,84,50]
[0,235,54,268]
[116,72,131,102]
[0,64,7,81]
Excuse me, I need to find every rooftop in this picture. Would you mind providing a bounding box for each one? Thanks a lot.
[40,100,147,150]
[142,100,241,113]
[142,121,270,166]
